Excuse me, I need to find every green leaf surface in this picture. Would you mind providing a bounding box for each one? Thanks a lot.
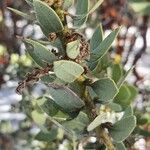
[91,78,119,103]
[109,116,136,142]
[122,106,133,119]
[114,85,131,109]
[73,0,89,27]
[90,24,103,51]
[66,40,80,59]
[33,0,64,37]
[48,84,85,115]
[25,43,45,67]
[91,54,111,77]
[37,97,59,117]
[62,112,89,136]
[126,85,138,102]
[90,28,120,62]
[24,39,57,67]
[35,129,58,141]
[40,74,56,83]
[112,64,123,83]
[54,60,84,83]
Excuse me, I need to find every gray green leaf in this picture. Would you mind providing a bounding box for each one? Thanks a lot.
[91,78,119,103]
[73,0,89,27]
[90,28,120,62]
[66,40,80,59]
[90,24,103,51]
[109,116,136,142]
[33,0,64,37]
[24,39,57,67]
[48,84,85,114]
[54,60,84,83]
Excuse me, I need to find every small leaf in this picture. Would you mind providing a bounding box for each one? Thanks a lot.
[7,7,34,20]
[90,28,120,62]
[91,78,119,103]
[54,60,84,83]
[31,110,46,125]
[24,39,57,67]
[114,85,131,109]
[112,64,123,83]
[48,84,85,115]
[115,142,126,150]
[33,0,64,37]
[109,116,136,142]
[87,113,108,131]
[73,0,89,27]
[66,40,80,59]
[35,129,58,141]
[90,24,103,51]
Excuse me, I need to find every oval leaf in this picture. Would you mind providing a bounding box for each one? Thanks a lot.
[109,116,136,142]
[48,84,85,115]
[24,39,57,67]
[66,40,80,59]
[33,0,64,37]
[91,78,119,103]
[54,60,84,83]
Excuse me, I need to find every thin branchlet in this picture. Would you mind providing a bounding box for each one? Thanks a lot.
[16,65,52,94]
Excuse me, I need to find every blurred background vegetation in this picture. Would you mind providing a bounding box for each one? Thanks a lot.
[0,0,150,149]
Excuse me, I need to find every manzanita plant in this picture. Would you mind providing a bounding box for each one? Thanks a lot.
[10,0,138,149]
